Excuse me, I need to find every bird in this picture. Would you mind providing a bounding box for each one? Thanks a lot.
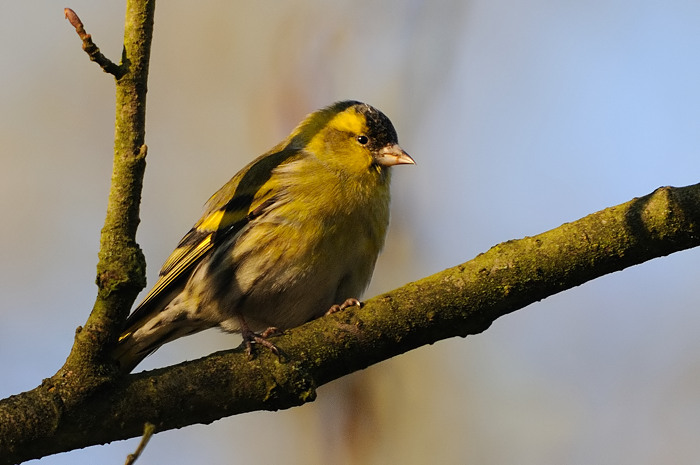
[112,100,414,372]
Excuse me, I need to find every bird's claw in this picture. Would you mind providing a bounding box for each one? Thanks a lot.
[326,298,363,315]
[242,326,281,359]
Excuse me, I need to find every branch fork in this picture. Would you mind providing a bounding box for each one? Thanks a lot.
[64,8,124,78]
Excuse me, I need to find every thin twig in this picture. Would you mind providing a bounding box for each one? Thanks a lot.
[64,8,124,78]
[124,422,156,465]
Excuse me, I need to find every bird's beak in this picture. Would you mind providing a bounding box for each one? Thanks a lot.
[374,144,416,167]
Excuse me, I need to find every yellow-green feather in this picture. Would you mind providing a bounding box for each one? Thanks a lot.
[117,100,397,353]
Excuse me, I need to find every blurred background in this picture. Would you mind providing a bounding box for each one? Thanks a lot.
[2,1,700,463]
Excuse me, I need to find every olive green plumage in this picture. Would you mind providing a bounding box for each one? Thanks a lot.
[113,100,414,372]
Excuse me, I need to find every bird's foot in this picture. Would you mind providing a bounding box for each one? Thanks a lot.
[326,298,363,315]
[239,319,282,359]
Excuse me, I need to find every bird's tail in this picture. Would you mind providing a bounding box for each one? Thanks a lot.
[112,310,214,373]
[111,332,157,374]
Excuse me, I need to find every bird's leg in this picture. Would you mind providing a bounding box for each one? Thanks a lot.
[326,298,363,315]
[236,314,281,358]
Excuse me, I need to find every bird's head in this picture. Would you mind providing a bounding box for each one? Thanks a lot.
[290,101,415,177]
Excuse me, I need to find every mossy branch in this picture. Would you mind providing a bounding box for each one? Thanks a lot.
[1,1,698,463]
[0,3,155,463]
[58,0,154,382]
[2,183,699,463]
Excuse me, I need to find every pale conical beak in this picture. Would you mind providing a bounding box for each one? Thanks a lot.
[374,144,416,167]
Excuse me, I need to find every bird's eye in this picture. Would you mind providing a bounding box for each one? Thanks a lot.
[356,135,369,145]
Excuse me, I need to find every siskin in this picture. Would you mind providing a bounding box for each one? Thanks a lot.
[113,100,414,372]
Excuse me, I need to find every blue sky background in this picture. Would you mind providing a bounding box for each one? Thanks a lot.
[2,1,700,463]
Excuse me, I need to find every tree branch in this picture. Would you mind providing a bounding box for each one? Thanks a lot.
[1,182,699,463]
[3,2,699,464]
[64,8,124,78]
[0,3,155,464]
[57,0,154,384]
[124,422,155,465]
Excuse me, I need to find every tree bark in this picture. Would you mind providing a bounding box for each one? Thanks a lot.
[2,1,700,463]
[1,182,699,464]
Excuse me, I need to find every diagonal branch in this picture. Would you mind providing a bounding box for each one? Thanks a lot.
[1,182,699,463]
[64,8,124,78]
[124,423,155,465]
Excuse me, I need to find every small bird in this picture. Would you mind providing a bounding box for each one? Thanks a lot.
[113,100,414,372]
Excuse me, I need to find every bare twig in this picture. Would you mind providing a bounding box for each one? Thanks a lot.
[64,8,124,78]
[124,423,155,465]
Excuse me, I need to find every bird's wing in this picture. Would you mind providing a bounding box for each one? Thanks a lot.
[120,146,302,337]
